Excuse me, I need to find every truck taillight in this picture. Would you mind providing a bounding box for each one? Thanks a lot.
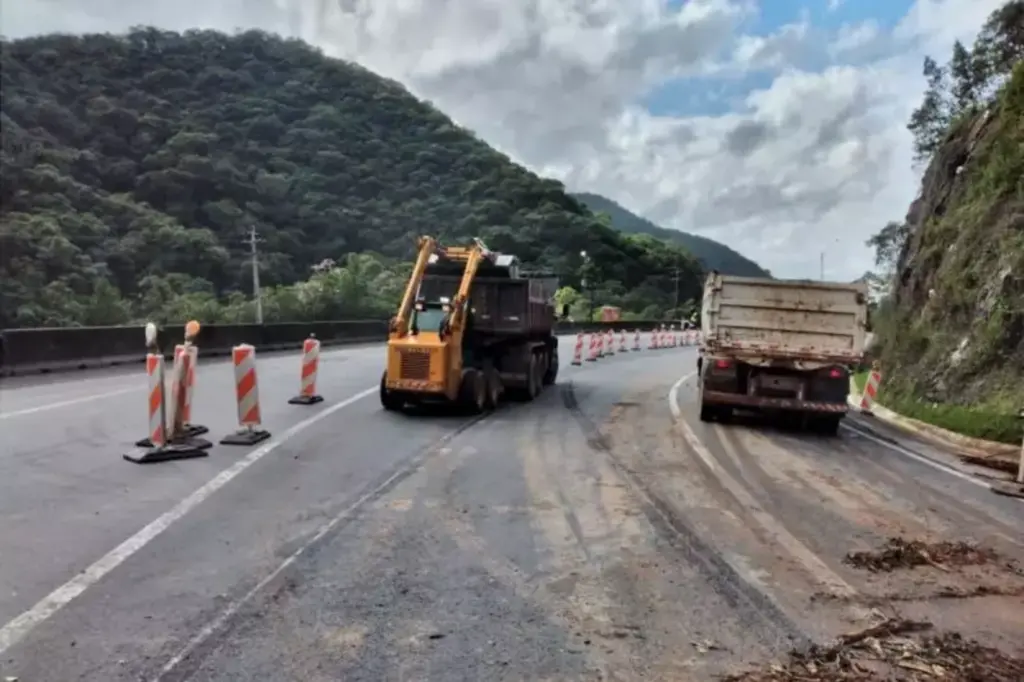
[714,359,732,369]
[828,367,843,378]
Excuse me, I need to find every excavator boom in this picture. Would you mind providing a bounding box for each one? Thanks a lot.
[390,235,436,338]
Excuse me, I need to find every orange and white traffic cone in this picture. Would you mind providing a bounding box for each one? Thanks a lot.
[650,328,659,350]
[587,332,599,362]
[289,336,324,405]
[221,344,272,445]
[859,366,882,416]
[632,329,641,351]
[618,330,627,353]
[571,333,584,366]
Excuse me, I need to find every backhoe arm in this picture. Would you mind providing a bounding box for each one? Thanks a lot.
[447,243,485,336]
[391,235,436,337]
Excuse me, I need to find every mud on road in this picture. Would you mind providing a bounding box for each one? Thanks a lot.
[65,365,1021,682]
[599,375,1024,680]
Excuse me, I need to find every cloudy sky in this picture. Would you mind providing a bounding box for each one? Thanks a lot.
[1,0,1007,279]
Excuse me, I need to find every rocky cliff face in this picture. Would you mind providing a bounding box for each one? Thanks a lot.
[881,63,1023,410]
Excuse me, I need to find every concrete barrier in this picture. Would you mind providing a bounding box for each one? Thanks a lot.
[0,320,677,378]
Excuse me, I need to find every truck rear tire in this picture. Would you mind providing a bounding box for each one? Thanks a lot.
[699,401,715,422]
[483,367,502,410]
[459,369,487,414]
[543,347,558,385]
[525,353,541,399]
[815,415,841,436]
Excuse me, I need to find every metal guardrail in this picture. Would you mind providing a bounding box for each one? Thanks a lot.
[0,319,672,377]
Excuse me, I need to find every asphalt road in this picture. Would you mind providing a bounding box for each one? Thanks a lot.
[0,336,1020,681]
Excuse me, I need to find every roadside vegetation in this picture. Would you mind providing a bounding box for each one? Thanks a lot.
[0,28,713,329]
[860,1,1023,445]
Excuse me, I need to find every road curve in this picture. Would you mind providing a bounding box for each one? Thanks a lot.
[0,339,1021,681]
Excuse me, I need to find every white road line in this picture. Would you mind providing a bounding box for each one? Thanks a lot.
[670,372,1011,498]
[840,421,995,490]
[668,373,861,602]
[0,387,142,419]
[0,385,377,656]
[150,417,482,681]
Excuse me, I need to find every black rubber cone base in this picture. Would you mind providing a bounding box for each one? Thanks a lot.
[135,423,209,448]
[220,428,272,446]
[288,394,324,405]
[124,437,213,464]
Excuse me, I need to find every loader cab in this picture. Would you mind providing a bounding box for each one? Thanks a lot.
[411,298,448,336]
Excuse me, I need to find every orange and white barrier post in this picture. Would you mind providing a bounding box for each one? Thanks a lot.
[140,353,168,448]
[173,344,208,436]
[571,333,584,366]
[587,332,599,362]
[598,330,608,357]
[604,329,614,355]
[618,330,627,353]
[289,335,324,405]
[126,321,212,463]
[632,329,641,351]
[221,344,272,445]
[649,328,659,350]
[859,366,882,415]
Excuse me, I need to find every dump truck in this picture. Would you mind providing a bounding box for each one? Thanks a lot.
[697,272,868,434]
[380,236,560,413]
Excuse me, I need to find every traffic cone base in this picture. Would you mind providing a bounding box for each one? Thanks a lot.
[135,423,208,447]
[288,394,324,405]
[124,437,212,464]
[220,425,272,446]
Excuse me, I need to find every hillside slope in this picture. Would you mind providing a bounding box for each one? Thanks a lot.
[879,62,1023,422]
[0,28,701,327]
[573,192,770,278]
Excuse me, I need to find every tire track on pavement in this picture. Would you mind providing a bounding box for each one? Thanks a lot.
[150,410,491,681]
[559,380,811,645]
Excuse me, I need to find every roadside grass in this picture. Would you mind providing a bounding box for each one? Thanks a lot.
[853,370,868,394]
[854,370,1022,445]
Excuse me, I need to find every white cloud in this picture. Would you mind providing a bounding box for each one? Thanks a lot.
[0,0,1010,279]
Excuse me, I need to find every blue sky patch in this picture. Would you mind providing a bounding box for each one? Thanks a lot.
[646,0,916,117]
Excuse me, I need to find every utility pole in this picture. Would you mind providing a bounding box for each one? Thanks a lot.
[673,265,681,310]
[248,225,263,324]
[820,252,825,281]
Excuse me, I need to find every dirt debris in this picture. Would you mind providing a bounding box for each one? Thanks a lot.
[721,618,1024,681]
[844,538,1003,573]
[960,455,1019,476]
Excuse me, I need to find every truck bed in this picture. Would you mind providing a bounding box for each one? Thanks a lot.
[418,275,555,337]
[701,274,868,365]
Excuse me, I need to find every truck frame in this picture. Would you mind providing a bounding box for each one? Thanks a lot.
[697,272,868,435]
[380,236,559,413]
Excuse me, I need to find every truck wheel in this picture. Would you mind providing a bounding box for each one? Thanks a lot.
[483,367,502,410]
[543,347,559,385]
[526,353,541,399]
[380,371,403,412]
[816,416,841,436]
[459,369,487,414]
[699,401,716,422]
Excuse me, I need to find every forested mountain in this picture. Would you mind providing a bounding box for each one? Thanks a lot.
[0,28,702,328]
[865,0,1023,441]
[573,193,770,278]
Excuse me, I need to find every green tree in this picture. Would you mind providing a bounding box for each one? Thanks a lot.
[907,56,952,164]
